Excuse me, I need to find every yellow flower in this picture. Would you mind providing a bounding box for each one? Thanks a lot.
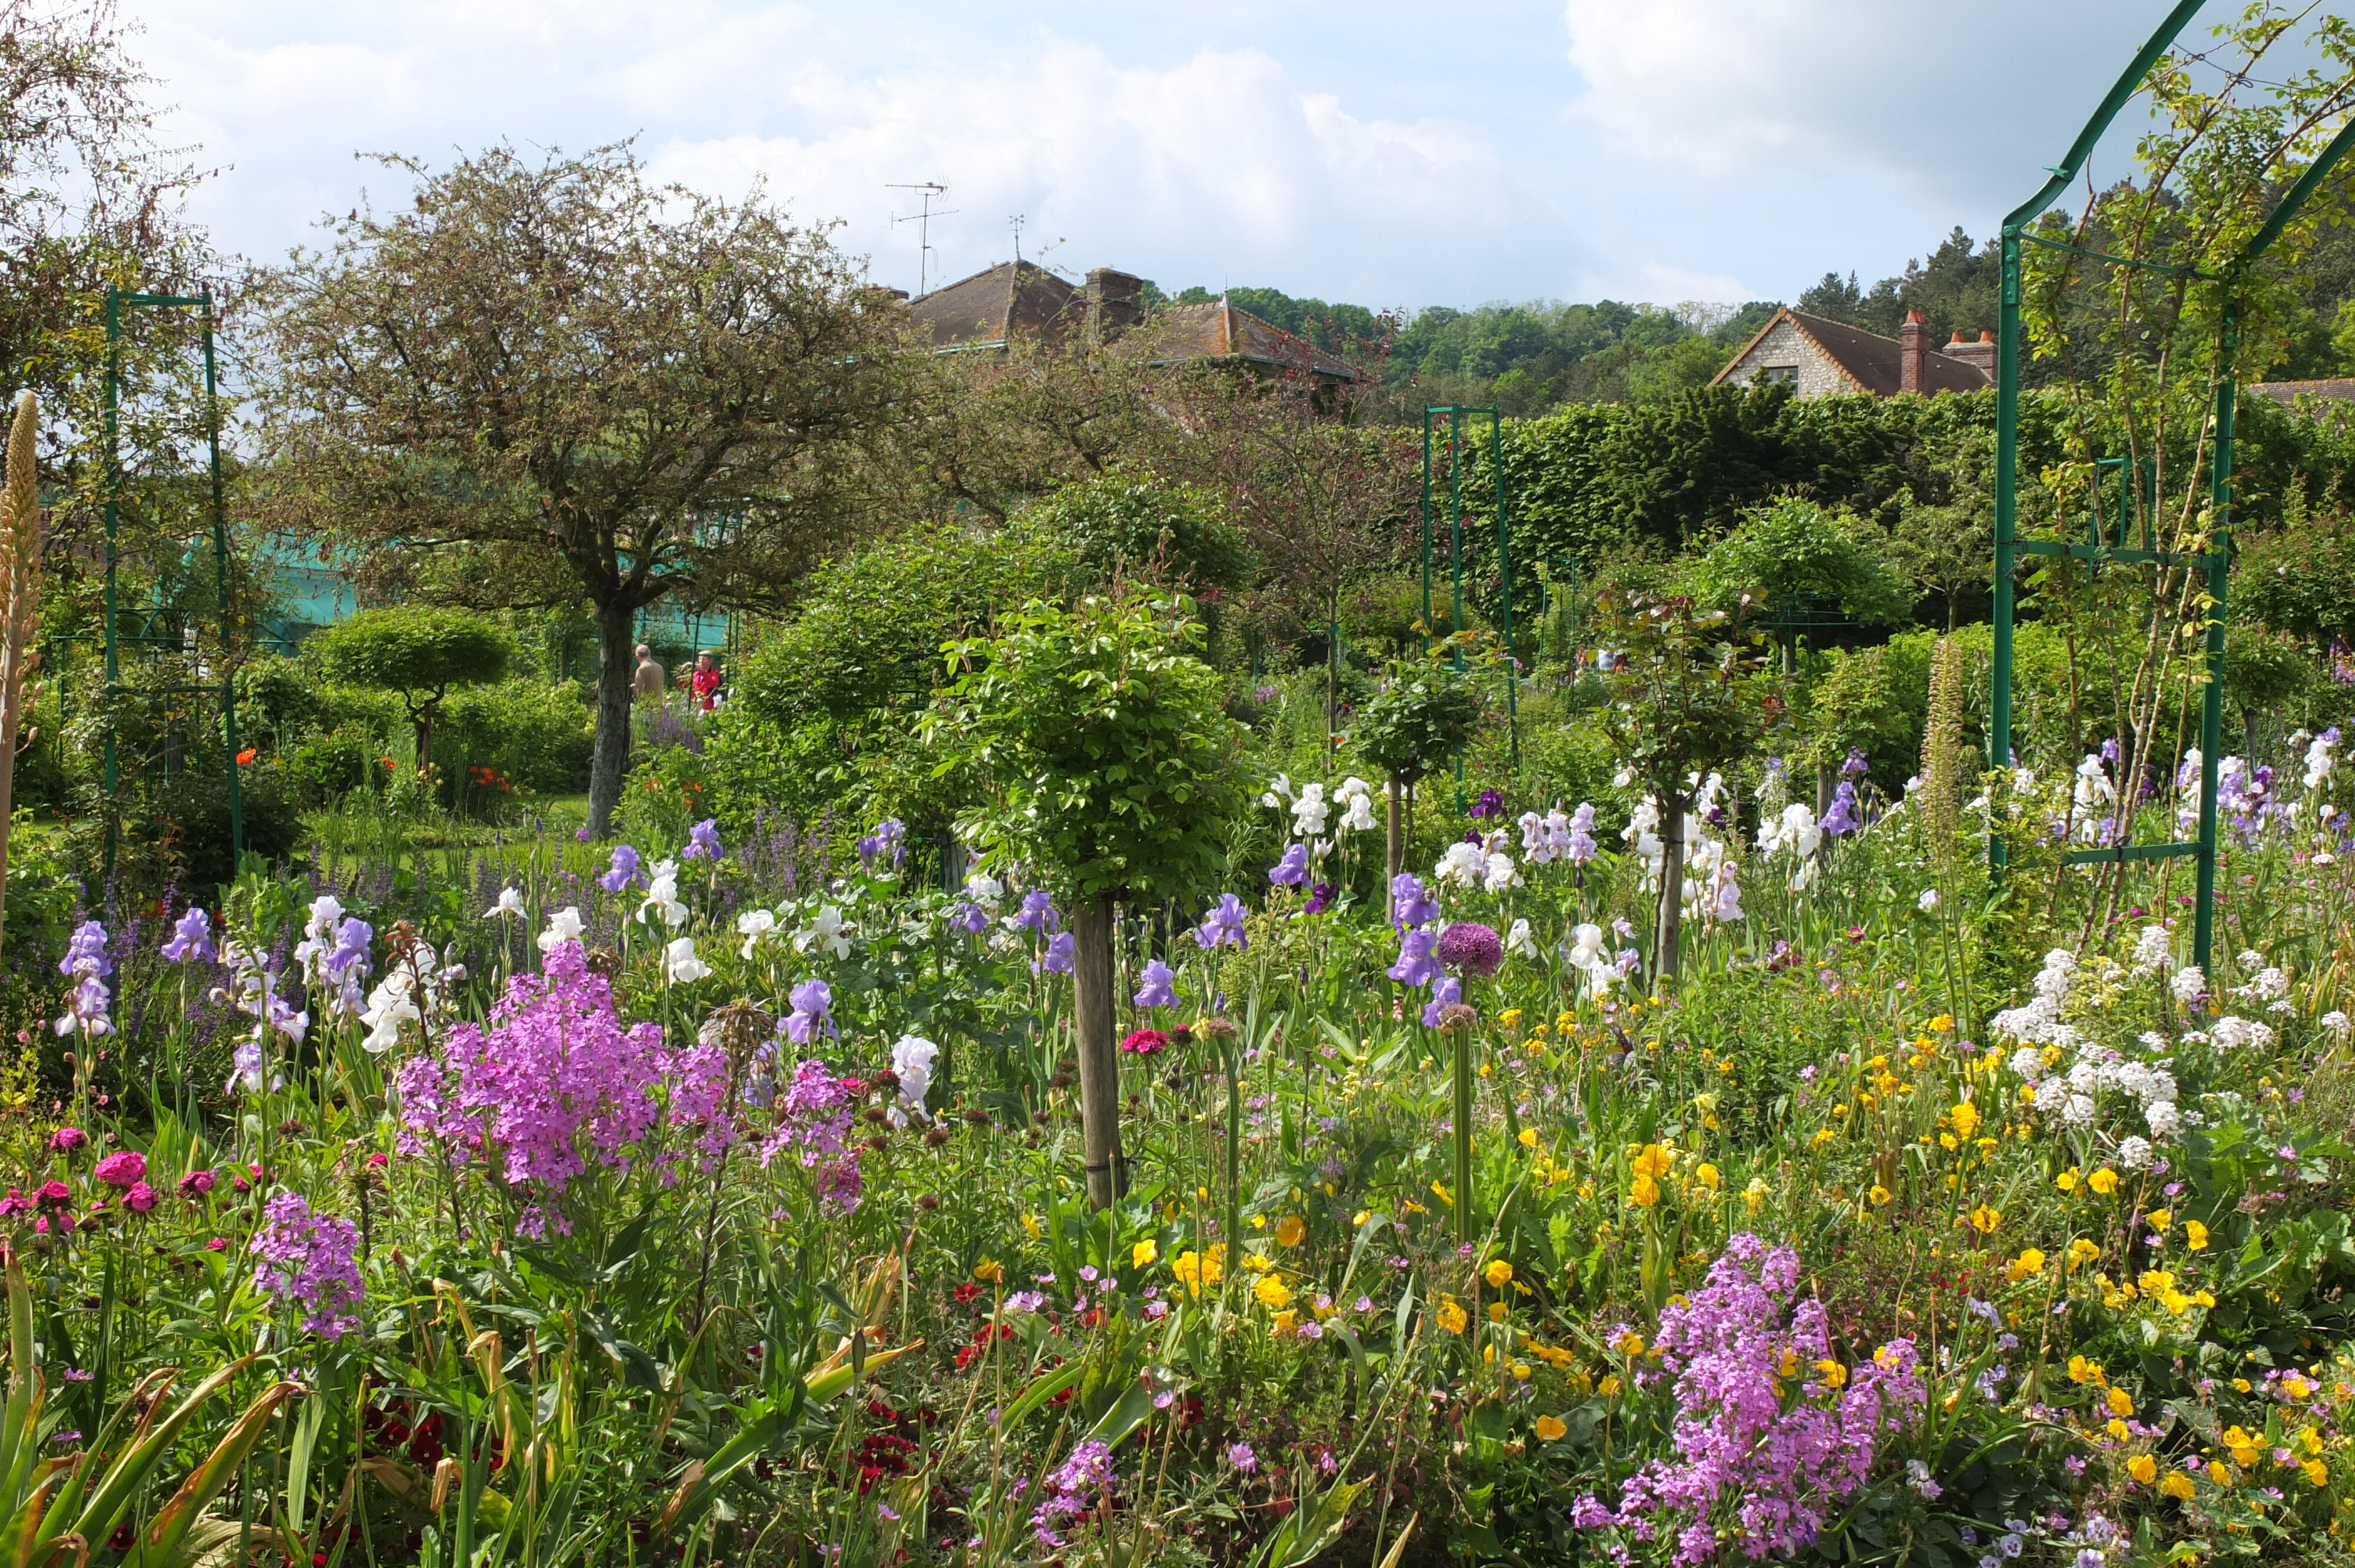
[1271,1310,1296,1334]
[1436,1298,1468,1334]
[1255,1274,1293,1310]
[1485,1259,1514,1289]
[2306,1459,2331,1487]
[1510,1361,1531,1381]
[2065,1238,2101,1273]
[2009,1248,2046,1280]
[1171,1247,1224,1297]
[1500,1008,1523,1026]
[2108,1387,2135,1418]
[974,1257,1004,1283]
[2185,1220,2209,1251]
[1535,1413,1567,1441]
[2209,1460,2234,1485]
[1598,1376,1623,1396]
[2286,1373,2316,1400]
[2128,1454,2159,1484]
[1431,1180,1454,1207]
[1815,1359,1847,1388]
[2056,1167,2081,1192]
[1487,1301,1509,1321]
[2088,1168,2119,1195]
[1950,1101,1982,1140]
[1132,1239,1159,1270]
[1611,1330,1647,1356]
[1929,1014,1954,1031]
[1244,1253,1273,1273]
[2147,1208,2171,1232]
[1275,1215,1307,1247]
[1696,1163,1722,1192]
[1352,1211,1371,1227]
[2107,1419,2130,1441]
[2068,1354,2105,1386]
[1630,1174,1661,1207]
[1868,1185,1892,1207]
[1630,1143,1673,1179]
[1518,1127,1538,1148]
[2161,1470,2198,1500]
[1968,1204,2001,1234]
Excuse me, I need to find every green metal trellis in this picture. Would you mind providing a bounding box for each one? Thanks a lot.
[1418,404,1518,774]
[99,285,244,879]
[1989,1,2355,972]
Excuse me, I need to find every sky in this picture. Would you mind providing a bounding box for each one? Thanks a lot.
[123,0,2229,316]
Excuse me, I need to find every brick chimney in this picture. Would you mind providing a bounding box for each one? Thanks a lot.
[1939,328,1998,383]
[1899,308,1928,393]
[1086,268,1145,341]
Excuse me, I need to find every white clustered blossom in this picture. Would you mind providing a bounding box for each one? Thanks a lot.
[1435,841,1488,890]
[964,873,1004,910]
[2169,966,2206,1005]
[2210,1015,2275,1052]
[1992,949,2078,1045]
[2145,1101,2182,1138]
[1757,802,1822,890]
[2008,1047,2046,1082]
[2232,954,2289,1003]
[2132,924,2172,975]
[2307,731,2338,792]
[2324,1010,2352,1037]
[2117,1135,2155,1171]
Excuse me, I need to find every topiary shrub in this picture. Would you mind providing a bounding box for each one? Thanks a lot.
[310,607,513,762]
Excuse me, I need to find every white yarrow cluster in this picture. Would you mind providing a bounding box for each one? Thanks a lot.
[2168,965,2206,1005]
[2131,924,2172,975]
[2210,1015,2276,1052]
[2231,952,2289,1003]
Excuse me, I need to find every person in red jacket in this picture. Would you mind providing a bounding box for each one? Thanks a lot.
[689,649,723,710]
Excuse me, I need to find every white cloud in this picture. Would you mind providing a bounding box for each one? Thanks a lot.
[1561,0,2167,204]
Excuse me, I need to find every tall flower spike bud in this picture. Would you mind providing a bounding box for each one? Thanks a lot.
[0,391,42,961]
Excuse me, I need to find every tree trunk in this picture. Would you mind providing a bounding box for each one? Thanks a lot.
[1070,893,1126,1208]
[1385,775,1405,894]
[1653,793,1687,987]
[587,599,636,837]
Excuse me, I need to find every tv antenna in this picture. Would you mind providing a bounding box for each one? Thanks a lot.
[887,181,955,297]
[1009,213,1027,264]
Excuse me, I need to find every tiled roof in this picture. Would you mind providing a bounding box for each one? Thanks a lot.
[1151,300,1358,380]
[909,261,1081,350]
[1713,308,1992,396]
[2248,378,2355,405]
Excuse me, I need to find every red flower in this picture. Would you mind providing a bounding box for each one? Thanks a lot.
[236,748,257,766]
[953,1283,981,1304]
[1120,1029,1170,1056]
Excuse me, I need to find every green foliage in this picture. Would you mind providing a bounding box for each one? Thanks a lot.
[1687,498,1912,630]
[1351,659,1486,788]
[1591,589,1770,806]
[310,606,512,755]
[1023,469,1251,591]
[936,594,1244,901]
[2234,499,2355,646]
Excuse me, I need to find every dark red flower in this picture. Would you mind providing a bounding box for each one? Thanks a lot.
[1120,1029,1169,1057]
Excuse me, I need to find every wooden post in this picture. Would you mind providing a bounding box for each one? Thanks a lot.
[1070,893,1126,1208]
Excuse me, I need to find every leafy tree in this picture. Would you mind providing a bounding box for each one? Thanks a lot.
[1591,589,1771,982]
[251,141,912,836]
[2233,501,2355,647]
[1688,499,1913,664]
[310,607,512,762]
[1352,659,1485,882]
[934,595,1243,1208]
[1023,468,1251,592]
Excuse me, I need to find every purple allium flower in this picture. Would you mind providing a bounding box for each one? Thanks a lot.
[1269,843,1311,887]
[1134,959,1178,1009]
[597,845,644,893]
[248,1192,366,1340]
[1387,929,1441,989]
[161,908,216,965]
[1436,922,1504,978]
[683,818,724,862]
[1194,893,1249,950]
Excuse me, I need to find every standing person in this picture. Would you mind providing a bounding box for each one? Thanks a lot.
[689,649,723,711]
[632,644,665,702]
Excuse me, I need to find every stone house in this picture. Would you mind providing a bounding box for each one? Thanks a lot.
[910,260,1356,381]
[1713,307,1995,398]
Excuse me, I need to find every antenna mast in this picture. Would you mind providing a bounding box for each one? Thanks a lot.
[886,181,954,297]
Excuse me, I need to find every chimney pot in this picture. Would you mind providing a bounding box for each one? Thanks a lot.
[1085,268,1145,341]
[1938,325,1998,384]
[1981,330,1994,343]
[1900,310,1928,393]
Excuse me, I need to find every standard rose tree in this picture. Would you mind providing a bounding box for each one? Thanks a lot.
[934,594,1242,1207]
